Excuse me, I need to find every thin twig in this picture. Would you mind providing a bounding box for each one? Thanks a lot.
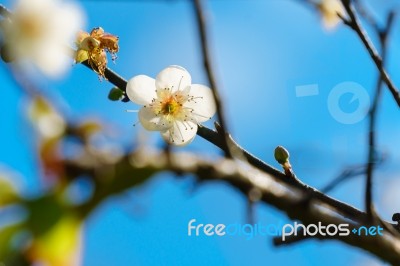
[2,1,400,263]
[276,6,399,247]
[57,49,374,221]
[309,153,384,201]
[297,164,368,208]
[66,43,371,222]
[197,125,368,220]
[353,0,379,29]
[193,0,232,157]
[365,11,395,219]
[340,0,400,107]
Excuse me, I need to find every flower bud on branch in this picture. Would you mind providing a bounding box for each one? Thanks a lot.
[274,146,294,178]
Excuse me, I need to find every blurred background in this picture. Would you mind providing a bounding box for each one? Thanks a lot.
[1,0,400,265]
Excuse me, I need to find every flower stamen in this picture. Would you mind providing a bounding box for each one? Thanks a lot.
[126,65,216,146]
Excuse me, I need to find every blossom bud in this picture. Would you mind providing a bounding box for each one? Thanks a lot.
[274,146,290,165]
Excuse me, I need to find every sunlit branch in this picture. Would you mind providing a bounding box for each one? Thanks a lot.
[0,4,11,18]
[76,57,371,222]
[2,1,400,264]
[340,0,400,107]
[67,149,400,265]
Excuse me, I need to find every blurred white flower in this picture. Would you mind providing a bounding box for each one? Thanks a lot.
[36,112,66,138]
[2,0,85,77]
[126,65,216,146]
[28,96,66,139]
[317,0,345,30]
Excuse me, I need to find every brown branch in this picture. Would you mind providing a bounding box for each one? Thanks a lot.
[66,149,400,265]
[74,52,371,224]
[68,39,392,250]
[276,3,398,246]
[2,2,398,262]
[0,4,11,18]
[197,124,367,221]
[340,0,400,107]
[365,11,395,219]
[193,0,232,157]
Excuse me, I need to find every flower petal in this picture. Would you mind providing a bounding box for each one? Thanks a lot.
[155,65,191,93]
[319,0,344,30]
[139,107,172,131]
[161,121,198,146]
[75,50,89,63]
[34,44,71,78]
[126,75,157,105]
[185,84,216,123]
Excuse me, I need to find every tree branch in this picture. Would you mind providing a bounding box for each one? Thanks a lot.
[193,0,232,157]
[197,124,367,220]
[273,1,399,246]
[0,4,11,18]
[75,50,372,223]
[66,149,400,265]
[2,2,399,263]
[364,10,395,219]
[340,0,400,107]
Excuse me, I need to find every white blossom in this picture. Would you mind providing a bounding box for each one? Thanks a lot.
[2,0,85,77]
[317,0,345,30]
[126,65,216,146]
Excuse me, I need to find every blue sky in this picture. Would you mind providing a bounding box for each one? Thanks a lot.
[1,0,400,265]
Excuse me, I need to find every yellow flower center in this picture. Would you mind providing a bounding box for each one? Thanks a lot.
[18,15,44,39]
[80,37,101,51]
[161,97,181,116]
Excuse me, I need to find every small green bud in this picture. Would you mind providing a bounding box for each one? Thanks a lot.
[108,87,125,101]
[274,146,290,165]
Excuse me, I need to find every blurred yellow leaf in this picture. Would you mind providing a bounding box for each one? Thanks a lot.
[0,176,20,207]
[76,121,102,139]
[28,97,52,119]
[28,215,82,266]
[0,223,22,260]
